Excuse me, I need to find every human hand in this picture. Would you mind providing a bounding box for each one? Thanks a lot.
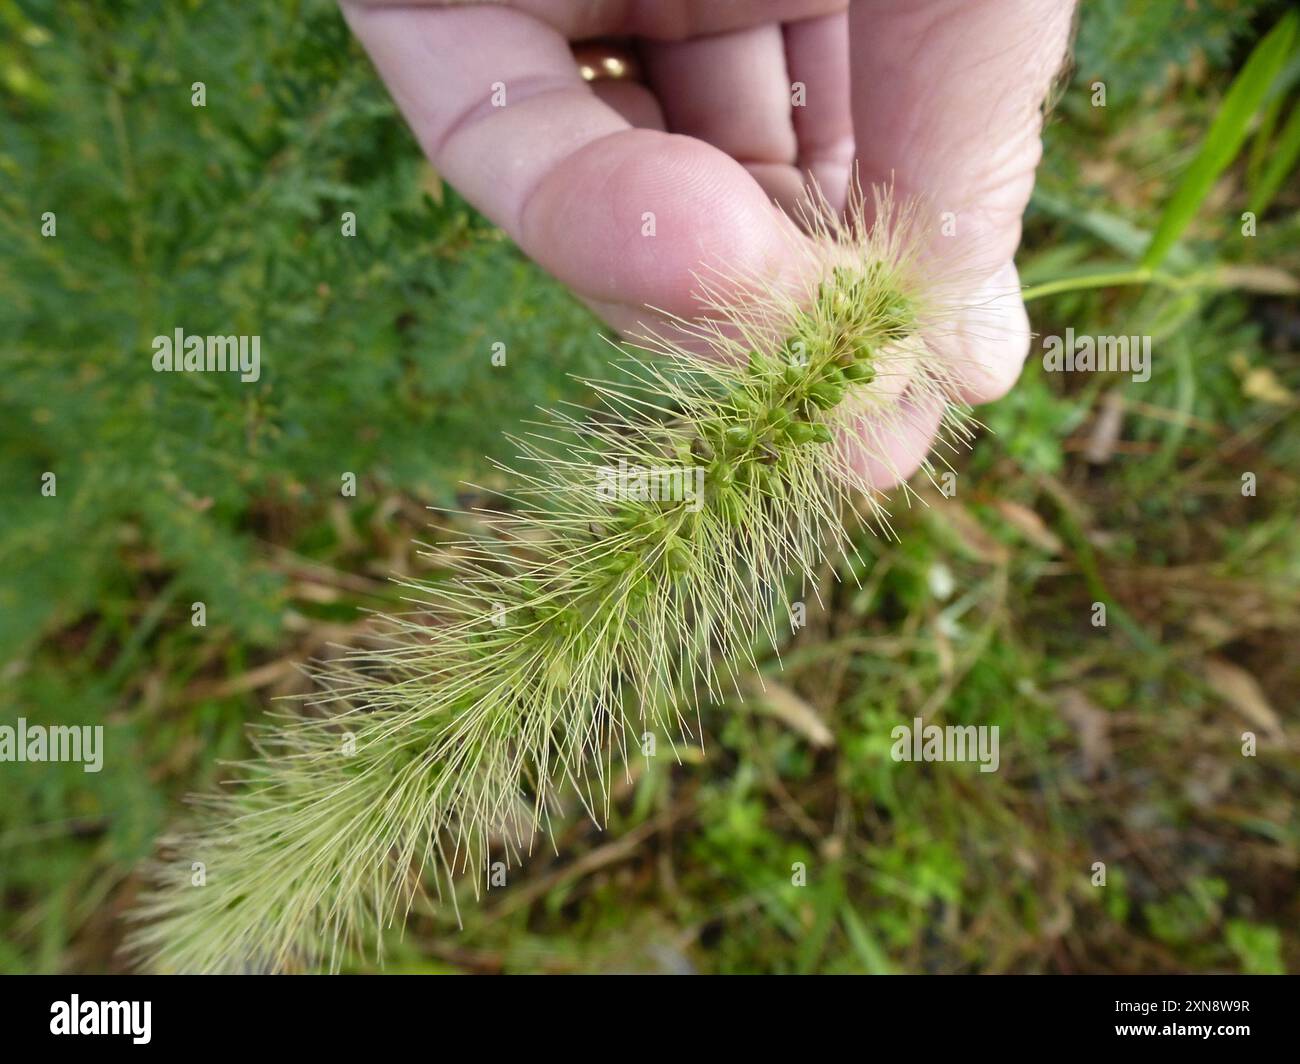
[340,0,1076,488]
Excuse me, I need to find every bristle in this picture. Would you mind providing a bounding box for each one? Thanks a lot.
[126,183,975,973]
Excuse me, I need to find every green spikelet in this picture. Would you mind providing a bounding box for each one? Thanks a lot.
[127,187,973,973]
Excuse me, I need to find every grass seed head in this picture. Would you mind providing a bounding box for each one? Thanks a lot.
[127,182,977,973]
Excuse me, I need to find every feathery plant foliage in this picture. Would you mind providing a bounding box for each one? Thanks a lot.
[128,190,973,972]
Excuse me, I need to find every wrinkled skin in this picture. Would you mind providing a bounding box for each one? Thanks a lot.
[340,0,1076,488]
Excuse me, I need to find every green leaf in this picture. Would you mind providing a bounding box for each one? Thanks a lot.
[1251,100,1300,213]
[840,905,894,974]
[1225,919,1285,975]
[1141,11,1298,269]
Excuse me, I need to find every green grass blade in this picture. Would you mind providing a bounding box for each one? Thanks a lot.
[840,904,894,974]
[1140,11,1298,270]
[1251,100,1300,213]
[1245,82,1286,192]
[1245,53,1300,191]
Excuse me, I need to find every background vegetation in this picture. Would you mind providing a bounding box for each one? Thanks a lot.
[1,0,1296,973]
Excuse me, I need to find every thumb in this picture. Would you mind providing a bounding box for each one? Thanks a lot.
[848,0,1076,402]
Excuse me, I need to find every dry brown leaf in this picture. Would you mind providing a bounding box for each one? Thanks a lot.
[1203,658,1284,740]
[1213,265,1300,295]
[1084,389,1125,464]
[1054,689,1113,780]
[1241,366,1294,406]
[992,499,1064,555]
[745,677,834,748]
[919,489,1009,564]
[1189,610,1236,646]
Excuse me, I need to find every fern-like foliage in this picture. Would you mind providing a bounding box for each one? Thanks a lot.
[128,190,973,972]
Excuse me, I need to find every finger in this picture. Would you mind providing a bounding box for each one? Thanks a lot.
[641,24,803,206]
[849,0,1074,273]
[932,260,1032,404]
[784,11,854,213]
[841,390,946,493]
[353,0,849,42]
[847,0,1074,404]
[589,80,666,130]
[341,2,811,322]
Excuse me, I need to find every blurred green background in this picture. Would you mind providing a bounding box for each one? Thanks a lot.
[1,0,1297,973]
